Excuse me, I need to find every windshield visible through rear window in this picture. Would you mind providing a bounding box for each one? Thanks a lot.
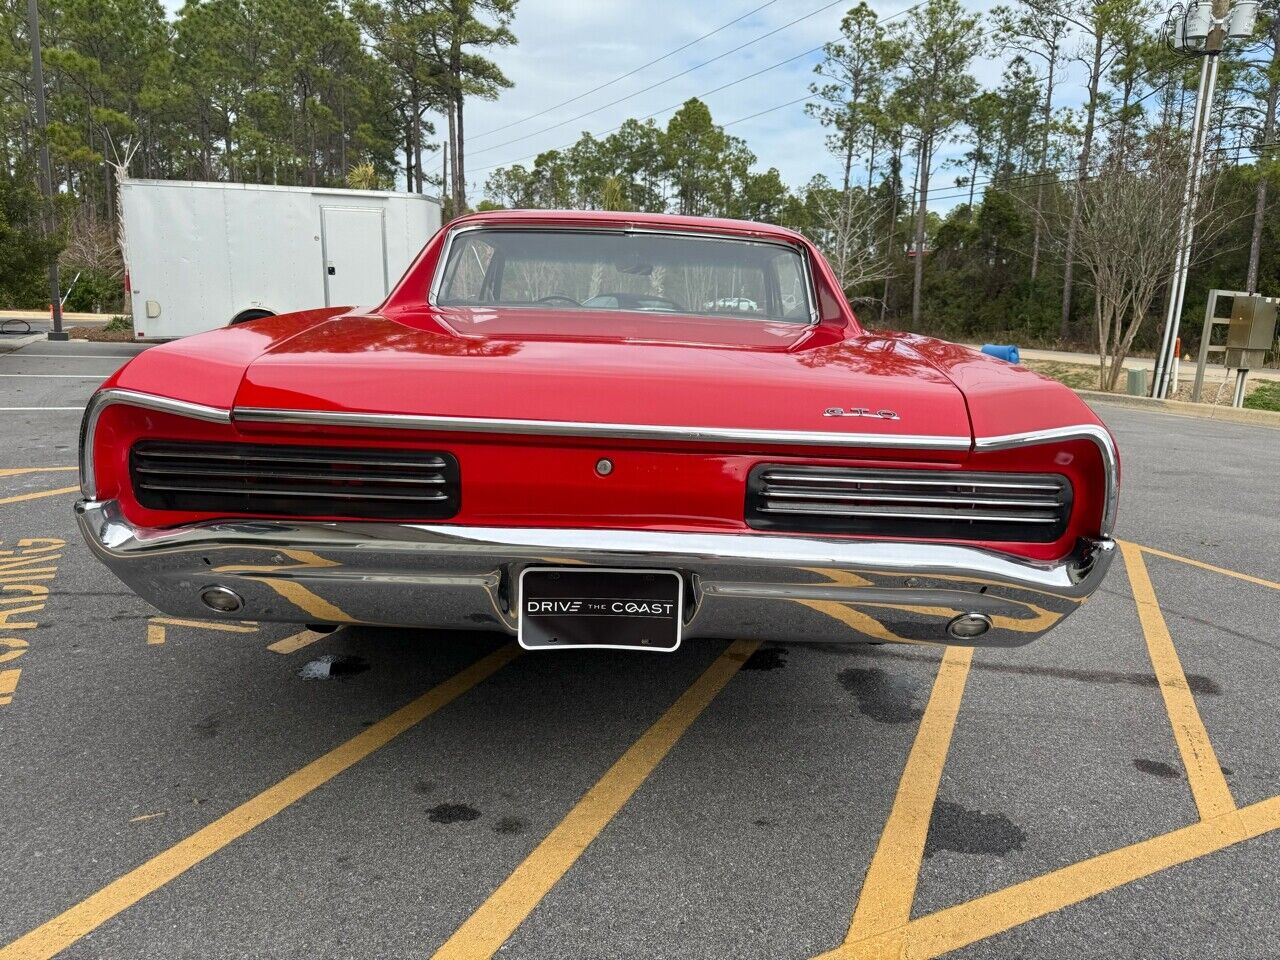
[434,228,814,323]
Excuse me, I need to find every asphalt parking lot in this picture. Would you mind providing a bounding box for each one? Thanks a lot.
[1,337,1277,960]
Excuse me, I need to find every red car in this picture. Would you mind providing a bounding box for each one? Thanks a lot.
[77,210,1117,652]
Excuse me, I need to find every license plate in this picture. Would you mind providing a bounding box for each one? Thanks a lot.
[517,567,684,652]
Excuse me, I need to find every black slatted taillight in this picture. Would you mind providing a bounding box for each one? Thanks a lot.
[130,441,459,520]
[746,465,1071,543]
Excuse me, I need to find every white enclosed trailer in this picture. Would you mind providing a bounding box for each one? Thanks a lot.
[120,179,442,340]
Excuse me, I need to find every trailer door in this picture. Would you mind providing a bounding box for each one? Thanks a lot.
[320,206,389,307]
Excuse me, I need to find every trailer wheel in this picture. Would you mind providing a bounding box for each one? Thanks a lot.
[230,309,274,326]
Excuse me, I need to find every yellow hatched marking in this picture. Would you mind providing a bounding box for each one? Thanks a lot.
[432,639,760,960]
[1135,542,1280,592]
[1120,541,1235,820]
[0,644,521,960]
[817,646,973,959]
[0,486,80,507]
[267,629,329,655]
[837,795,1280,960]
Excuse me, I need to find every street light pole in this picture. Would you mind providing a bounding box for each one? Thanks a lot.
[25,0,68,342]
[1150,0,1257,399]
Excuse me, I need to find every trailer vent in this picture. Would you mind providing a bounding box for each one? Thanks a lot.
[746,465,1071,543]
[130,441,460,520]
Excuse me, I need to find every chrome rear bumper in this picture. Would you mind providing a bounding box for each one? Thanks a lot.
[77,499,1114,648]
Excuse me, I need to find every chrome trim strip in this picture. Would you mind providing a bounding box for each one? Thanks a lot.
[974,425,1119,537]
[428,222,821,325]
[79,388,233,500]
[78,498,1110,591]
[232,406,973,451]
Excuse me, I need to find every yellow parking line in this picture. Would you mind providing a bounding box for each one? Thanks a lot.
[267,629,329,655]
[1135,542,1280,592]
[0,643,521,960]
[0,467,76,478]
[815,646,974,959]
[147,617,259,644]
[148,617,257,633]
[0,486,80,507]
[1120,542,1235,820]
[432,638,760,960]
[848,794,1280,959]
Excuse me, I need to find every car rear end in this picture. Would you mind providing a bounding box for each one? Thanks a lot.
[77,387,1115,650]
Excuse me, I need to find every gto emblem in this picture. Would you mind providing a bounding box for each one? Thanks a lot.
[823,407,900,420]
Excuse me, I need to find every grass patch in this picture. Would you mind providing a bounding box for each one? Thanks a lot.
[1244,380,1280,412]
[1023,359,1113,392]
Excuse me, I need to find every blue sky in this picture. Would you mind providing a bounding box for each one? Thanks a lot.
[459,0,1020,207]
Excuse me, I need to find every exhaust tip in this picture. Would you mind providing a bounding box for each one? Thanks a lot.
[947,612,992,640]
[199,585,243,614]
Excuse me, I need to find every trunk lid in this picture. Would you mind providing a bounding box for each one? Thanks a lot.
[233,314,973,457]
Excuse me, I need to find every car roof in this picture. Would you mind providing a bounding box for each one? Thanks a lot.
[449,208,806,244]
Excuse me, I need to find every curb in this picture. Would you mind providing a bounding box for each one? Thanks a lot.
[0,333,44,355]
[1077,389,1280,430]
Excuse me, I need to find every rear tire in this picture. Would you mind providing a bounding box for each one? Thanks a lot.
[230,309,274,326]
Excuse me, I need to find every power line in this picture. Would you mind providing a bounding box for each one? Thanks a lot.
[467,0,852,159]
[919,137,1277,207]
[469,49,827,175]
[469,0,784,142]
[472,0,930,176]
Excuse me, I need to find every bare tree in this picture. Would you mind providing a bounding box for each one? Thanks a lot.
[1041,146,1234,390]
[816,189,895,301]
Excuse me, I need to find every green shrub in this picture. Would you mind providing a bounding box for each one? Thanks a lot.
[63,268,125,313]
[102,314,133,333]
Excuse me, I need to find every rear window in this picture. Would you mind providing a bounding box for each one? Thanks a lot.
[435,228,814,323]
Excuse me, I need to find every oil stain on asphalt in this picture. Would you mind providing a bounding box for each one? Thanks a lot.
[925,801,1027,858]
[742,646,788,671]
[837,665,923,723]
[428,803,481,824]
[492,816,528,835]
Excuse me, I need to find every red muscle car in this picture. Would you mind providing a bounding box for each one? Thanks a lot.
[77,209,1117,652]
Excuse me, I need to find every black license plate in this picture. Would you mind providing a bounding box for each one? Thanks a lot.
[517,567,684,652]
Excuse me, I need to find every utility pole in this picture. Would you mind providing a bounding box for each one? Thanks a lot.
[25,0,67,341]
[1151,0,1258,398]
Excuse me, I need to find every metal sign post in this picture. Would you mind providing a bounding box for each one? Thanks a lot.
[1152,0,1259,398]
